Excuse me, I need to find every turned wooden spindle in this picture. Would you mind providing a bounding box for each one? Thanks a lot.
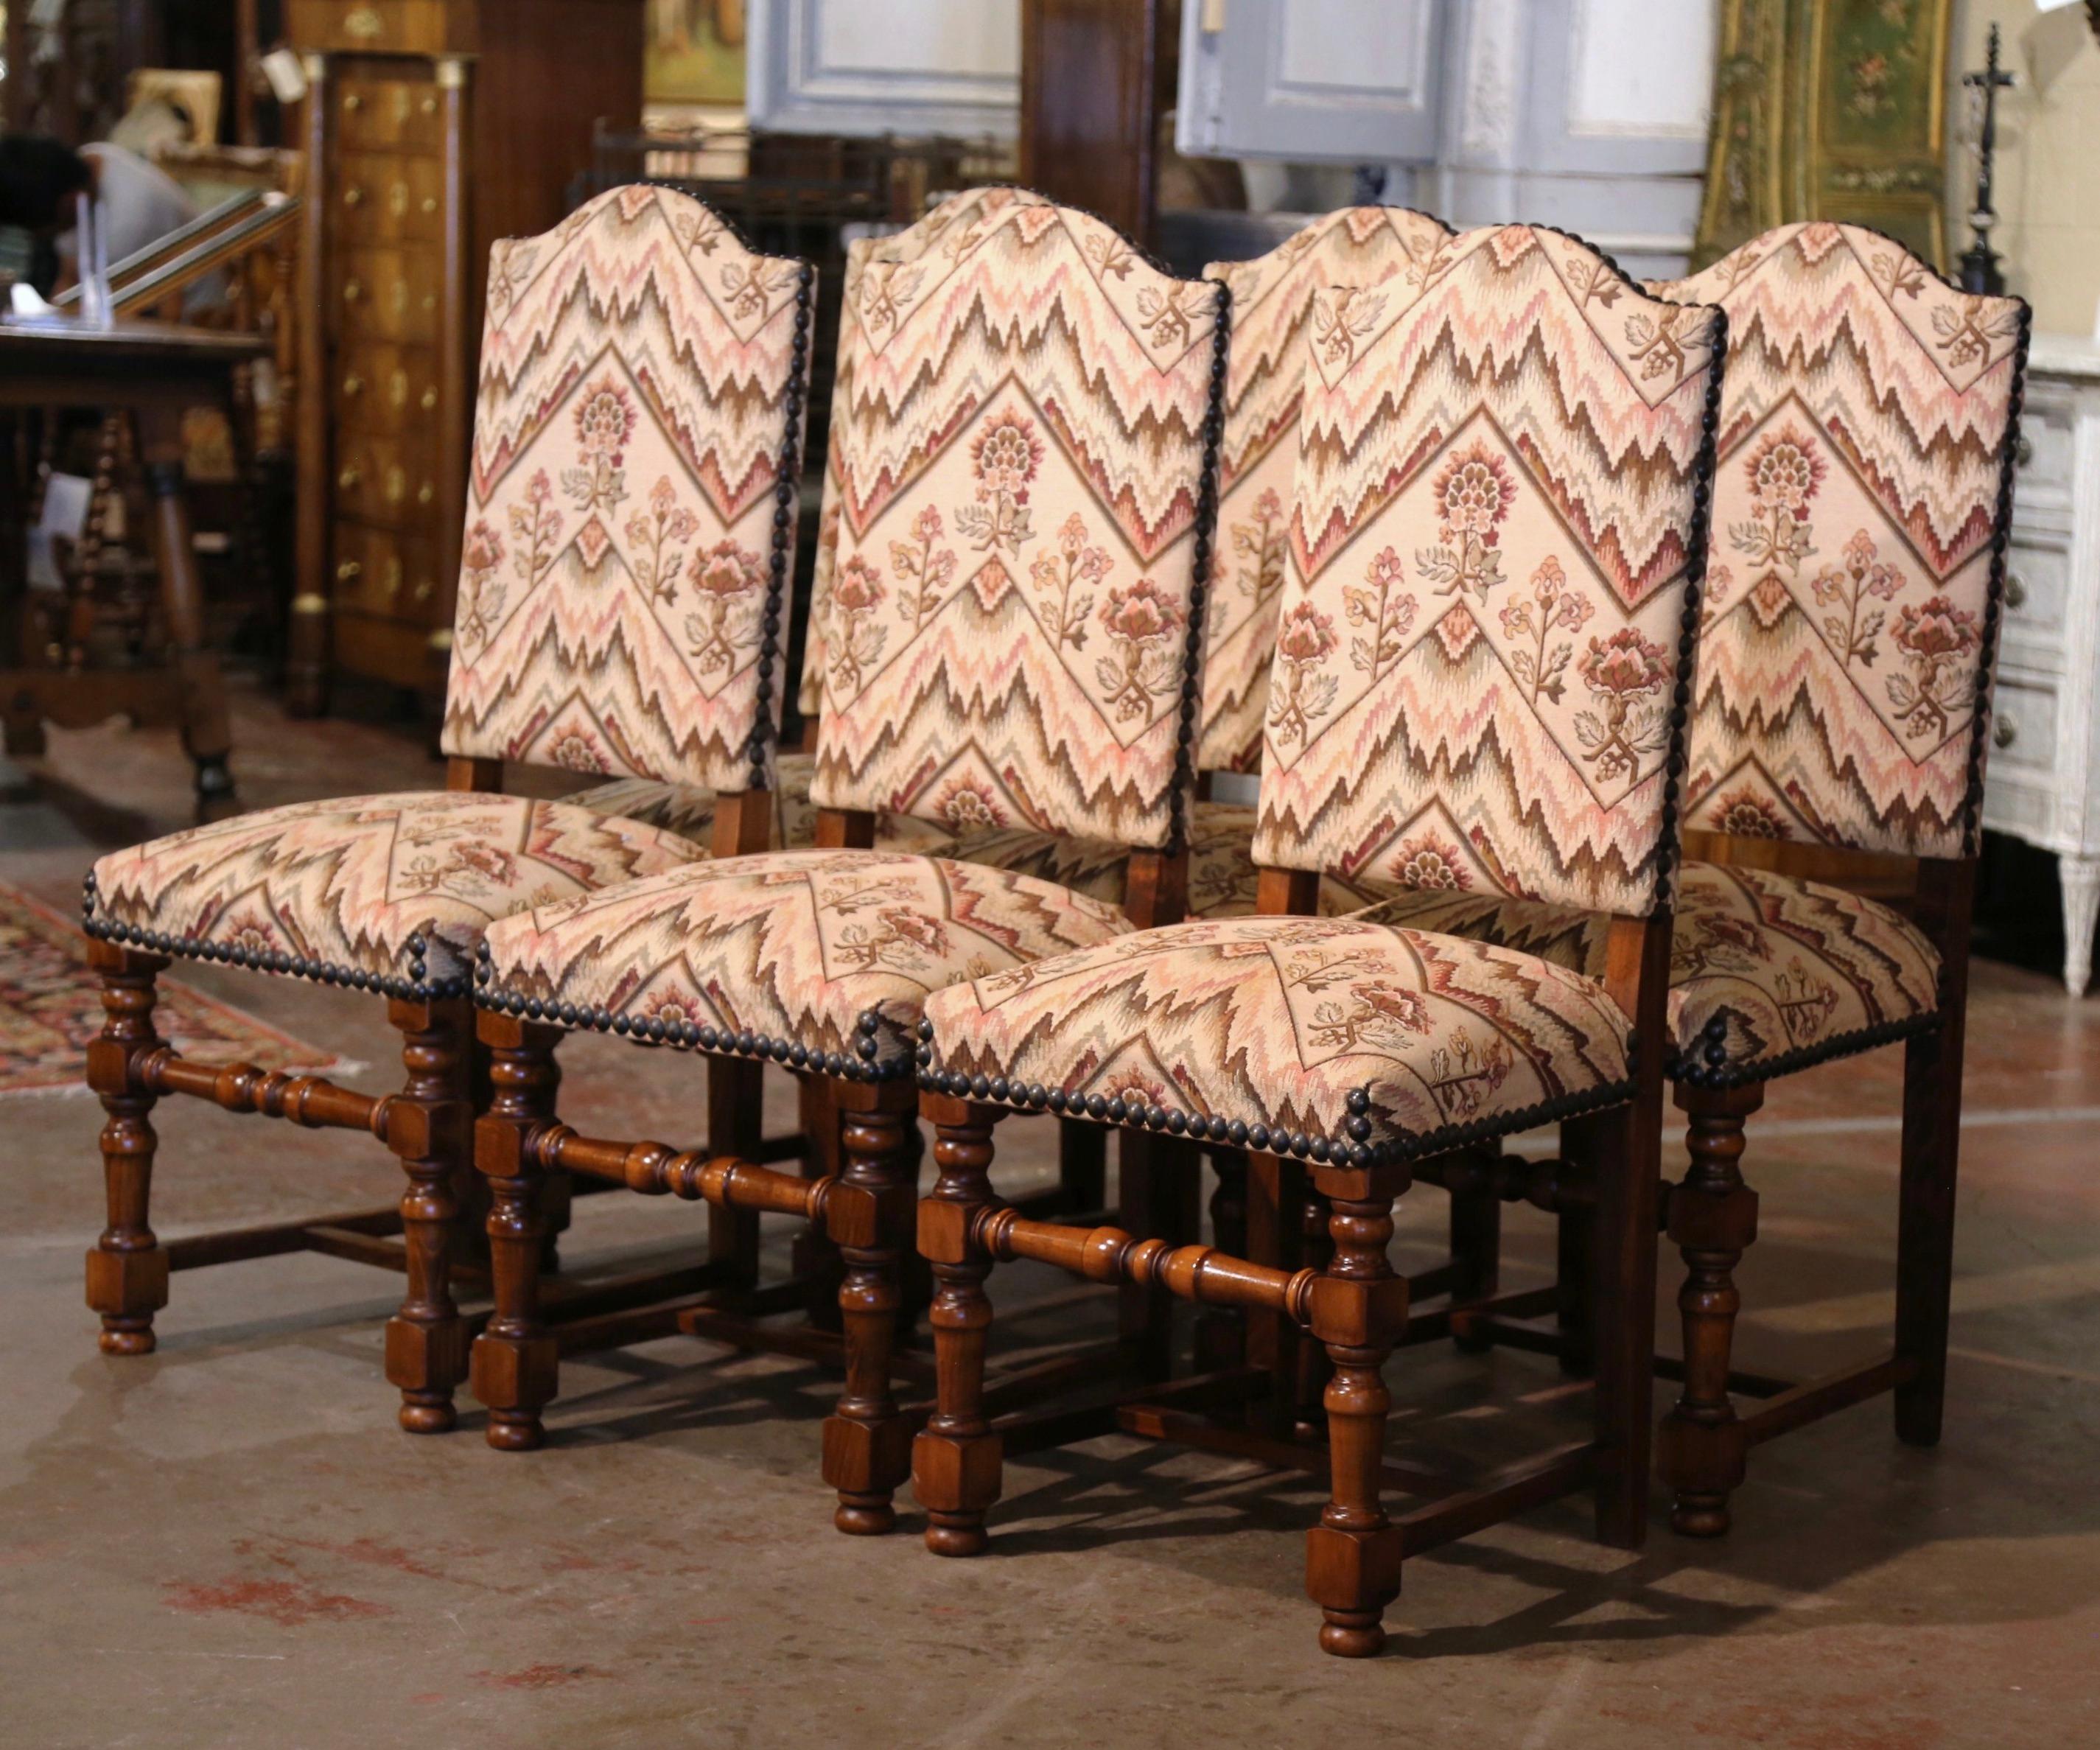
[83,942,170,1356]
[1305,1188,1408,1659]
[384,996,473,1434]
[1659,1081,1763,1536]
[1294,1183,1336,1438]
[1195,1148,1250,1368]
[822,1083,917,1535]
[469,1013,564,1450]
[912,1097,1004,1557]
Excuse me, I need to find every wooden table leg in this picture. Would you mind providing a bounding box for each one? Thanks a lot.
[136,403,236,819]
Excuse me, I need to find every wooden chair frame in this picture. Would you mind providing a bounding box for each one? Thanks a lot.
[463,219,1234,1549]
[77,206,821,1432]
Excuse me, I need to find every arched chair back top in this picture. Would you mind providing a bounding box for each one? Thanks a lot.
[1200,204,1457,774]
[1253,223,1726,918]
[441,183,813,797]
[1648,222,2029,861]
[808,187,1228,853]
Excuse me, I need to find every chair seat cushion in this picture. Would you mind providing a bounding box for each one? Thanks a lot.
[477,850,1134,1076]
[569,750,959,858]
[1667,861,1941,1084]
[921,917,1636,1163]
[85,794,704,995]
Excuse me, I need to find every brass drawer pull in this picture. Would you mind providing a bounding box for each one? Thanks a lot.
[343,92,363,113]
[342,372,364,397]
[413,580,435,604]
[338,466,363,490]
[343,185,365,207]
[343,279,362,303]
[336,560,363,582]
[420,388,438,411]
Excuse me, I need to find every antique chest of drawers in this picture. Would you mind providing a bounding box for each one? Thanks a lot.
[284,0,643,706]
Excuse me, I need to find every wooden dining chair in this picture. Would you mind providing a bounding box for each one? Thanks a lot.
[77,185,816,1431]
[463,192,1231,1544]
[913,222,1727,1656]
[1632,225,2029,1535]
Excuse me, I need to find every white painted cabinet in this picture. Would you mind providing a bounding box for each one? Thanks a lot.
[1983,335,2100,996]
[746,0,1020,138]
[1176,0,1445,164]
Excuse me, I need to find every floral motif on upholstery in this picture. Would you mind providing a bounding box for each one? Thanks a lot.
[88,794,702,987]
[1256,225,1725,916]
[921,917,1634,1154]
[478,851,1133,1072]
[1652,223,2026,858]
[443,185,809,796]
[1198,207,1457,774]
[807,190,1220,850]
[1665,861,1942,1079]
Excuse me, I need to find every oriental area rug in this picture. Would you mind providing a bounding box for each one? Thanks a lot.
[0,879,355,1098]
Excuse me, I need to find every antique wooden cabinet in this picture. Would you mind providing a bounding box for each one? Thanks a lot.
[1981,335,2100,997]
[284,0,643,708]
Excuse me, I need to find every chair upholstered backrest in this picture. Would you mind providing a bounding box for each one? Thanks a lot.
[441,185,812,795]
[807,188,1228,851]
[1649,223,2029,861]
[1252,224,1726,917]
[1199,206,1456,774]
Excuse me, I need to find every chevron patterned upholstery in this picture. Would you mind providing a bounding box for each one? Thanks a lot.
[442,183,810,795]
[1650,223,2026,860]
[1199,206,1457,774]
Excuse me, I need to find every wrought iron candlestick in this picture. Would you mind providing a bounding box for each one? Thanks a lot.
[1959,23,2015,296]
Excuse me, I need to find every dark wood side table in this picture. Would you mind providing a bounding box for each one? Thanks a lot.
[0,319,267,818]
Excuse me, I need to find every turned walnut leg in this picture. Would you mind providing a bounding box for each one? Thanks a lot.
[913,1095,1004,1556]
[1894,984,1969,1446]
[1194,1147,1250,1371]
[1304,1186,1408,1659]
[468,1012,563,1450]
[822,1077,919,1535]
[83,940,170,1356]
[1293,1183,1336,1438]
[795,1076,845,1331]
[1659,1081,1763,1536]
[383,995,474,1433]
[1446,1142,1501,1354]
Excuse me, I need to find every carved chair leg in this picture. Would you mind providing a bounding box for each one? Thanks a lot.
[382,995,475,1432]
[1587,1098,1662,1550]
[1894,1014,1964,1446]
[1245,1152,1309,1438]
[913,1096,1004,1556]
[1194,1147,1250,1371]
[1293,1183,1336,1438]
[708,1054,765,1291]
[1446,1142,1501,1354]
[1659,1081,1763,1537]
[823,1077,919,1535]
[794,1075,844,1331]
[468,1012,563,1450]
[1305,1188,1407,1659]
[84,941,170,1356]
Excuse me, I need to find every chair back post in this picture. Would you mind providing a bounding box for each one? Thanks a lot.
[447,756,500,792]
[814,806,877,850]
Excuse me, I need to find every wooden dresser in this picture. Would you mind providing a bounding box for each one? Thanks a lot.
[284,0,643,709]
[1982,335,2100,997]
